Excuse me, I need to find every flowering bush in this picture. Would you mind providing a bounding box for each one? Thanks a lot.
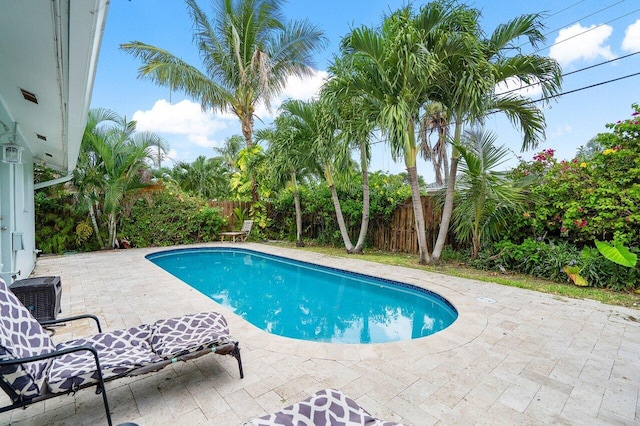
[507,104,640,247]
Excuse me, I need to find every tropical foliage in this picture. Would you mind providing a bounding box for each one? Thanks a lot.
[75,108,167,248]
[120,184,226,247]
[451,129,527,259]
[508,104,640,247]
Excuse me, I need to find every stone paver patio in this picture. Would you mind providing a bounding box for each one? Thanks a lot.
[1,243,638,425]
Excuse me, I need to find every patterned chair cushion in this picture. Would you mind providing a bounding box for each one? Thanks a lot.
[248,389,405,426]
[0,278,55,398]
[47,324,162,393]
[150,312,233,358]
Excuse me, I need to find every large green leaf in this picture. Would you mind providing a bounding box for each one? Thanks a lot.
[595,240,638,268]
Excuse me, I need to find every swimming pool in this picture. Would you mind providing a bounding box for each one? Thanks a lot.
[146,248,458,344]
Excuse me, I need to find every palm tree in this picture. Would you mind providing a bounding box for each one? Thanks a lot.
[337,5,453,263]
[76,109,167,248]
[73,108,120,248]
[280,99,358,252]
[257,115,318,246]
[121,0,325,201]
[121,0,326,145]
[430,7,562,261]
[171,155,230,199]
[419,101,449,186]
[452,129,528,258]
[213,135,245,171]
[322,59,377,254]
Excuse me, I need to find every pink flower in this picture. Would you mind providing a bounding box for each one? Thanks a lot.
[632,111,639,116]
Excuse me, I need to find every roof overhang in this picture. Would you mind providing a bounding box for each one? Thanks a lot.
[0,0,110,172]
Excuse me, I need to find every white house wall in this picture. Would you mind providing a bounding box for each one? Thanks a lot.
[0,0,109,284]
[0,152,36,284]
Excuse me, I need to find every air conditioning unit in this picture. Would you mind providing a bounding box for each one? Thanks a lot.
[10,276,62,321]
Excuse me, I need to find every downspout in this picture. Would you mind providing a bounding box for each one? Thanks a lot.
[34,173,73,190]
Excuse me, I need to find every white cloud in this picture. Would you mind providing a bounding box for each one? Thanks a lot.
[622,19,640,52]
[132,99,233,148]
[282,70,328,101]
[254,70,329,121]
[495,76,544,98]
[132,71,329,161]
[550,124,573,139]
[549,23,615,67]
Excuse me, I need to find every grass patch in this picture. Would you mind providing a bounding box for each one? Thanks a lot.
[267,241,640,309]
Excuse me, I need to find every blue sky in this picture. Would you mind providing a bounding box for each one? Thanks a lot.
[90,0,640,182]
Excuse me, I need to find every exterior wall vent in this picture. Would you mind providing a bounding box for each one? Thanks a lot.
[19,88,38,104]
[36,134,47,141]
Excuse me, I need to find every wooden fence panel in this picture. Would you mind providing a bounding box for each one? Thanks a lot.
[208,200,252,230]
[211,196,447,254]
[368,196,442,254]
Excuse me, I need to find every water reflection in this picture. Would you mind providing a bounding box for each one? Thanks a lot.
[149,249,457,344]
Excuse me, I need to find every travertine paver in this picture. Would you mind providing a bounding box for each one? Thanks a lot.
[1,242,639,425]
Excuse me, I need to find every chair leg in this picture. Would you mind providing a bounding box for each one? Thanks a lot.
[90,348,113,426]
[232,342,244,379]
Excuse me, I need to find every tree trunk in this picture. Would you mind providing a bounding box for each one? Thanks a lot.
[108,212,118,249]
[407,164,430,264]
[241,110,254,148]
[432,121,462,261]
[240,108,260,202]
[329,183,354,253]
[353,147,370,254]
[292,173,304,247]
[86,195,105,248]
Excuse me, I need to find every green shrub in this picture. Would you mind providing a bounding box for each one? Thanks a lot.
[473,238,640,291]
[120,187,226,247]
[35,189,96,254]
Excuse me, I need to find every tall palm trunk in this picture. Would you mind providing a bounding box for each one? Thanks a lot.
[325,165,354,252]
[353,147,370,253]
[407,164,430,264]
[85,196,105,248]
[329,183,354,253]
[291,172,304,247]
[240,109,260,202]
[108,212,118,249]
[432,120,462,261]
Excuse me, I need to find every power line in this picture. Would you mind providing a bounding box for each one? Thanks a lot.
[526,70,640,105]
[537,0,626,43]
[532,6,640,55]
[545,0,588,19]
[368,70,640,146]
[496,49,640,96]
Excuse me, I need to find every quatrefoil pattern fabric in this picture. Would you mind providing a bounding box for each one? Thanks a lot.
[150,312,233,358]
[0,278,55,398]
[249,388,405,426]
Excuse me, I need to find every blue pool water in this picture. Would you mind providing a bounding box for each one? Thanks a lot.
[146,248,458,344]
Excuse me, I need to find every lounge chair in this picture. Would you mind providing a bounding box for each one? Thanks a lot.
[0,277,243,426]
[220,219,253,242]
[247,388,406,425]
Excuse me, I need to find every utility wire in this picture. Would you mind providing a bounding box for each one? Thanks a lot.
[532,7,640,55]
[497,49,640,96]
[526,70,640,105]
[534,0,626,45]
[545,0,587,19]
[368,71,640,146]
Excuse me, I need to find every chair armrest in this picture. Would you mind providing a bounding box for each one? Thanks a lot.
[39,314,102,333]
